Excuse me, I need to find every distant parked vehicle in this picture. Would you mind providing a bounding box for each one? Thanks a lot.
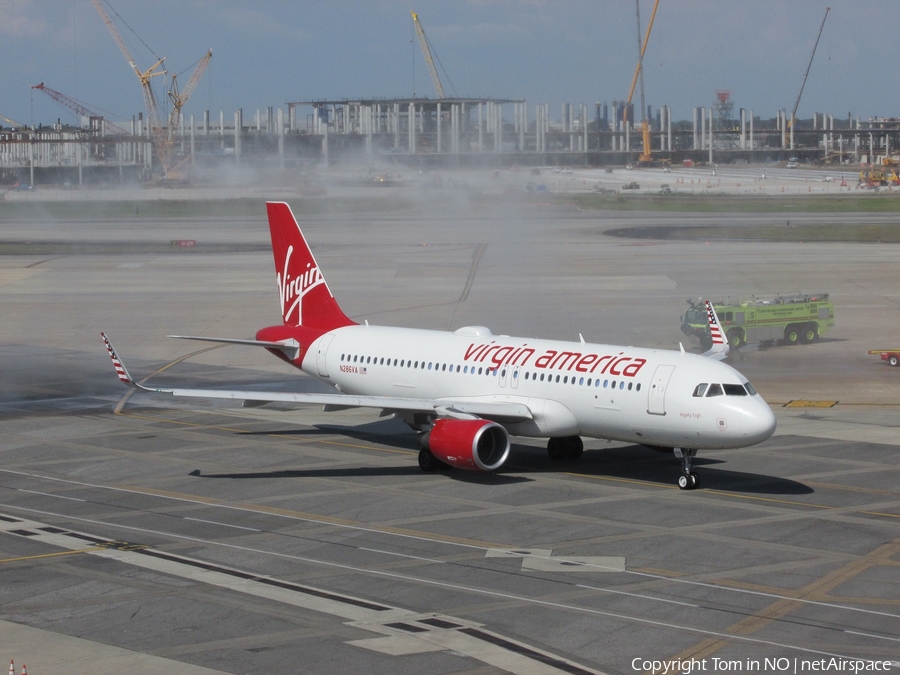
[659,186,672,194]
[786,162,799,169]
[622,181,640,190]
[11,182,33,191]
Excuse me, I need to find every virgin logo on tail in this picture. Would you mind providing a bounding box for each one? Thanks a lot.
[277,245,325,325]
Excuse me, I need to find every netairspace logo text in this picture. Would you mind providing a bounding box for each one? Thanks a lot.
[631,658,894,675]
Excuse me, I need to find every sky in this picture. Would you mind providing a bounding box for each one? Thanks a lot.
[1,0,897,129]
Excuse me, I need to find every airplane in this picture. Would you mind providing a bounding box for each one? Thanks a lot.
[102,201,776,490]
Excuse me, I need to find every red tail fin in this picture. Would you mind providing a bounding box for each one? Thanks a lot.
[266,202,355,330]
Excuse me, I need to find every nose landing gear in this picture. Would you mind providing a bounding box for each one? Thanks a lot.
[674,448,698,489]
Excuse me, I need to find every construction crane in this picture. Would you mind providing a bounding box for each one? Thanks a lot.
[623,0,661,165]
[789,6,830,127]
[31,82,130,136]
[0,113,27,129]
[91,0,166,156]
[411,11,445,99]
[92,0,211,178]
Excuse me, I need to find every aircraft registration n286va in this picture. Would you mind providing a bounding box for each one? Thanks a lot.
[103,201,776,489]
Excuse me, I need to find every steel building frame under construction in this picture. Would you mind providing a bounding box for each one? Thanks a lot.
[289,97,526,165]
[3,98,900,185]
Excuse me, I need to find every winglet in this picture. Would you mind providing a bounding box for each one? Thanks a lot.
[700,301,730,360]
[101,332,137,386]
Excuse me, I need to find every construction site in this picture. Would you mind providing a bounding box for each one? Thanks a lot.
[1,3,899,188]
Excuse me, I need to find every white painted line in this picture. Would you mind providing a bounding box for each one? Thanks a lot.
[17,489,85,502]
[523,556,625,573]
[844,630,900,643]
[358,547,445,563]
[183,517,260,531]
[577,584,698,608]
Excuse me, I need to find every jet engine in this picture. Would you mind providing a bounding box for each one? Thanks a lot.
[427,419,511,471]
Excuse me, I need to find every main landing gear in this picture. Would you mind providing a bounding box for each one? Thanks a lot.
[547,436,584,461]
[673,448,698,490]
[418,449,451,472]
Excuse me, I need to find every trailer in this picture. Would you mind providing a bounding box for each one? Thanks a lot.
[867,350,900,367]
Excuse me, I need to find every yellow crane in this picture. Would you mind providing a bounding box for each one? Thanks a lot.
[0,113,27,129]
[411,11,445,99]
[91,0,211,178]
[623,0,661,165]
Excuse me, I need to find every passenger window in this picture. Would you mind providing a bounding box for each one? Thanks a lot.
[627,382,632,390]
[636,383,641,391]
[587,378,592,386]
[463,366,468,374]
[478,367,483,375]
[706,383,724,397]
[353,355,358,363]
[579,377,584,385]
[563,376,568,384]
[693,383,708,397]
[555,375,560,383]
[619,381,624,390]
[723,384,748,396]
[540,374,545,382]
[367,357,371,364]
[603,379,608,388]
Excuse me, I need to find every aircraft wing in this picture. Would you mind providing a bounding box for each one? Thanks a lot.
[101,333,533,422]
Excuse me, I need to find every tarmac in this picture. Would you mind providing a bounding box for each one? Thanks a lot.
[1,177,899,674]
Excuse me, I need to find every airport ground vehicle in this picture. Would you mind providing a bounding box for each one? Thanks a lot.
[103,203,776,490]
[867,350,900,367]
[682,294,835,349]
[622,182,640,190]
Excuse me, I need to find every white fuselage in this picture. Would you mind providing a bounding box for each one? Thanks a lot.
[301,325,776,450]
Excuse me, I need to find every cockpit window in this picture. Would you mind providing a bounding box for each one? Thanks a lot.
[744,381,758,396]
[723,384,748,396]
[692,383,708,397]
[706,383,724,397]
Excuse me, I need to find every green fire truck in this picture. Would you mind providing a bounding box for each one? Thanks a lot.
[681,293,835,349]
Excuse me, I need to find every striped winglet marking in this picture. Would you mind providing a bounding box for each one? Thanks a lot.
[101,332,133,384]
[706,301,725,346]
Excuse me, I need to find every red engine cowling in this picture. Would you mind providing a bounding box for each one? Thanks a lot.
[428,419,511,471]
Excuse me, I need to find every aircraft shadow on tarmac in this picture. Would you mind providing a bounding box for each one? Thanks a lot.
[199,421,811,493]
[513,444,813,495]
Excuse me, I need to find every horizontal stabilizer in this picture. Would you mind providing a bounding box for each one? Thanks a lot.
[168,335,300,360]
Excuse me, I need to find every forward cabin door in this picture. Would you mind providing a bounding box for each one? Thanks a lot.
[647,364,675,415]
[316,334,335,377]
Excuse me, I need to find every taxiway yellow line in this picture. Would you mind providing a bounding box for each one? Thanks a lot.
[0,548,103,564]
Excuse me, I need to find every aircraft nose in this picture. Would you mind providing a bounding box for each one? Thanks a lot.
[748,401,777,444]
